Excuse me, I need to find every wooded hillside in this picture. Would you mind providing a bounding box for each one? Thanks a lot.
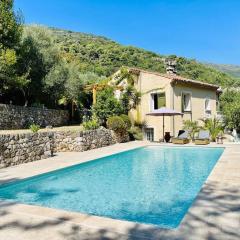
[49,27,240,88]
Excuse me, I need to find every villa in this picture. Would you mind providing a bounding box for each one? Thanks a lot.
[112,65,221,141]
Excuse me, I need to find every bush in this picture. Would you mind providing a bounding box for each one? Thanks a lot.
[183,120,199,140]
[29,124,40,133]
[120,114,131,130]
[92,88,124,125]
[128,126,143,140]
[200,117,223,142]
[82,117,100,130]
[106,116,127,133]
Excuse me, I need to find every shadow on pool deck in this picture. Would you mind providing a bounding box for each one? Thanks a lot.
[0,181,239,240]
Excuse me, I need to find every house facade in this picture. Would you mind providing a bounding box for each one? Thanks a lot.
[112,67,220,142]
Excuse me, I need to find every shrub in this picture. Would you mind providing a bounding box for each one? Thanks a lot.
[133,119,147,129]
[200,117,223,142]
[92,88,124,125]
[29,124,40,133]
[82,117,100,130]
[106,116,127,133]
[183,120,199,140]
[128,126,143,140]
[120,114,131,130]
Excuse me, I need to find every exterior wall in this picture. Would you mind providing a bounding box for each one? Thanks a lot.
[129,71,173,141]
[129,72,217,141]
[172,83,217,136]
[0,104,69,130]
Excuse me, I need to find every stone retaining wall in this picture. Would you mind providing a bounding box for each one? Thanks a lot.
[53,127,117,152]
[0,104,69,130]
[0,132,53,168]
[0,127,126,168]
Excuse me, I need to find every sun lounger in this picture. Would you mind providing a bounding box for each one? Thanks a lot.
[172,130,190,144]
[195,130,210,145]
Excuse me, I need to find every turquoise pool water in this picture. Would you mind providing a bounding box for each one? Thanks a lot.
[0,146,224,228]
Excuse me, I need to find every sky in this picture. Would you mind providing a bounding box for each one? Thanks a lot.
[14,0,240,65]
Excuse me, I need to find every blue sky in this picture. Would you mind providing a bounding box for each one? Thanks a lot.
[15,0,240,65]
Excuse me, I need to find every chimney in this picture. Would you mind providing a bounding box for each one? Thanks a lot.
[165,59,177,75]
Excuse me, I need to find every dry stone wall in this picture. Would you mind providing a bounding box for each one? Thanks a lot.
[0,127,127,168]
[53,127,117,152]
[0,132,54,168]
[0,104,69,130]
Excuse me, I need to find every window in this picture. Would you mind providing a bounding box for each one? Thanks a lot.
[205,98,211,117]
[145,128,154,141]
[151,92,165,110]
[182,93,191,112]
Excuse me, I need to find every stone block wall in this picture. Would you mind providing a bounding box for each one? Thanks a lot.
[0,104,69,130]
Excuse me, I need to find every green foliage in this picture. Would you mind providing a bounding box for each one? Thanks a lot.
[0,0,23,92]
[48,28,239,87]
[0,0,22,49]
[82,117,100,130]
[120,85,141,114]
[106,116,127,133]
[183,120,199,140]
[120,114,131,130]
[114,67,135,85]
[200,118,223,142]
[172,56,240,87]
[29,124,40,133]
[220,90,240,132]
[128,126,143,140]
[17,25,63,105]
[92,88,123,124]
[133,119,147,129]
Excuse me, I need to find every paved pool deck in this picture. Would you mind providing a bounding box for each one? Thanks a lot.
[0,141,239,240]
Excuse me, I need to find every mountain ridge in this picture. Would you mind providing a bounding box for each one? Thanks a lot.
[43,26,240,87]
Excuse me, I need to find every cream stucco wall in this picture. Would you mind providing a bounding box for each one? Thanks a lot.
[129,71,173,141]
[129,71,218,141]
[172,83,217,137]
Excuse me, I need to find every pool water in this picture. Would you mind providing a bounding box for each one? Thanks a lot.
[0,146,224,228]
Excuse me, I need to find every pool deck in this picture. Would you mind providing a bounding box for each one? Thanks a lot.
[0,141,239,240]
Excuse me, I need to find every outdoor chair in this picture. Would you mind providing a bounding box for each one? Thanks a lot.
[172,130,190,144]
[195,130,210,145]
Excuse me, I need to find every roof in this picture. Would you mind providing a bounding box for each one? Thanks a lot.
[127,67,220,90]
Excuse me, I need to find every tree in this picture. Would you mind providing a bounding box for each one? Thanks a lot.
[92,88,123,125]
[200,117,223,142]
[183,120,199,140]
[0,0,23,93]
[220,90,240,132]
[16,25,62,106]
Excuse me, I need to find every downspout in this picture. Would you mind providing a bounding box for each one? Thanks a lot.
[172,82,175,136]
[137,72,142,122]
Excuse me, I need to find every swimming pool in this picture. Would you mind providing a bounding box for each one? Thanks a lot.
[0,146,224,228]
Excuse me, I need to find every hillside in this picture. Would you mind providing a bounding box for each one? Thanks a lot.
[48,27,240,87]
[206,63,240,78]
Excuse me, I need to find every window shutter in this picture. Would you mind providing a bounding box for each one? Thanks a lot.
[157,92,166,108]
[181,94,184,112]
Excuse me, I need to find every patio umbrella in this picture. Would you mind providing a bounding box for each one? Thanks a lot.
[147,107,183,141]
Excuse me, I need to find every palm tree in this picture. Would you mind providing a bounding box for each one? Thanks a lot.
[183,120,200,141]
[200,117,223,142]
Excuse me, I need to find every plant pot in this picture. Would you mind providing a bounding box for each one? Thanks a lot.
[164,132,171,143]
